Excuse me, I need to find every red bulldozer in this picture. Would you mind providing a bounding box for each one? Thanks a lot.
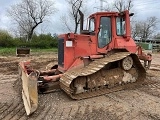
[19,10,152,115]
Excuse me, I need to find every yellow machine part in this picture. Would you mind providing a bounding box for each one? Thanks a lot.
[19,62,38,115]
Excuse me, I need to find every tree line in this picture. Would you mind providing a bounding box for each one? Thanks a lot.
[0,29,58,48]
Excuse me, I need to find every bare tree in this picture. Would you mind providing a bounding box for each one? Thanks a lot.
[7,0,56,41]
[60,15,73,33]
[62,0,86,33]
[131,21,140,39]
[114,0,133,12]
[154,33,160,39]
[132,17,158,40]
[103,0,133,12]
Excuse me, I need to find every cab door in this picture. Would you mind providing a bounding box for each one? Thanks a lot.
[97,17,112,52]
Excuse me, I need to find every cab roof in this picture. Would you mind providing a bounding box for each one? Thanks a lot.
[89,11,119,18]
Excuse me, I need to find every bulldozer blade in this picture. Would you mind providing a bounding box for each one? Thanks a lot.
[20,64,38,115]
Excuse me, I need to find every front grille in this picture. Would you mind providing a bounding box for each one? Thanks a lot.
[58,38,64,67]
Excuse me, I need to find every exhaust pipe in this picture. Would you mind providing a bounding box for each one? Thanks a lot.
[78,10,90,34]
[78,10,84,34]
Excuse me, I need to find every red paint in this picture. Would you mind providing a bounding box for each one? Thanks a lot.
[58,10,151,72]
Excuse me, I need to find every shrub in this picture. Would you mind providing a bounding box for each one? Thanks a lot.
[0,31,58,49]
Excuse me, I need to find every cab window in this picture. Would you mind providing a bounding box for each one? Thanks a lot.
[98,17,111,48]
[89,18,95,32]
[116,17,126,36]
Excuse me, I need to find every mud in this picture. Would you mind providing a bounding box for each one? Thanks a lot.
[0,52,160,120]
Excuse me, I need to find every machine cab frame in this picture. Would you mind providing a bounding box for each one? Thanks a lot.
[88,11,132,53]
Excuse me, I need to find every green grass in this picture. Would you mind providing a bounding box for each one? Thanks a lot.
[0,47,16,56]
[31,48,57,52]
[0,47,58,56]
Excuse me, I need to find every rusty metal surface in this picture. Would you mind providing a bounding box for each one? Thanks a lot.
[60,52,146,100]
[16,47,30,57]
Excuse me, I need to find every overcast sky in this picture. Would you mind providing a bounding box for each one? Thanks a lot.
[0,0,160,35]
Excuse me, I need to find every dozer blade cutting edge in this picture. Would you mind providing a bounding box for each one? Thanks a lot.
[19,62,38,115]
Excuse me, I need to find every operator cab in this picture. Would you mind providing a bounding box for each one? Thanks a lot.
[80,10,133,53]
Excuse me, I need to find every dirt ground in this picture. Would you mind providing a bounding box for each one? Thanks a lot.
[0,51,160,120]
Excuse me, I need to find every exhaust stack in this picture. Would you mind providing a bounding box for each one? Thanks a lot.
[78,10,84,34]
[78,10,89,34]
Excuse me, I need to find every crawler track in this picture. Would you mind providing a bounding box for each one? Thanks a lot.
[60,52,146,100]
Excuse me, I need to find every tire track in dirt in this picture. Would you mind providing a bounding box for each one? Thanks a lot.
[24,94,125,120]
[0,103,8,112]
[3,103,24,120]
[1,53,160,120]
[11,107,26,120]
[138,75,160,98]
[0,102,13,116]
[105,87,160,120]
[1,78,160,120]
[34,106,51,120]
[0,100,19,120]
